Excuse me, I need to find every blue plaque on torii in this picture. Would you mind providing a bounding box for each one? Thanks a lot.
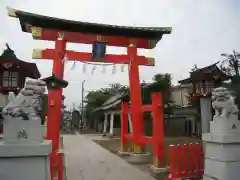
[92,41,106,60]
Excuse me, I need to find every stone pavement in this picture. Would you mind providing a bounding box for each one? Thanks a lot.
[63,134,156,180]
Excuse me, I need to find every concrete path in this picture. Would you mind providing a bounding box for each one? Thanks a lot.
[63,134,156,180]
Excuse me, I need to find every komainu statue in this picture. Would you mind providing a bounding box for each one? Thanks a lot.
[2,78,46,121]
[212,87,238,118]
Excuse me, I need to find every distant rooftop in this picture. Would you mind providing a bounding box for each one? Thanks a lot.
[0,44,40,79]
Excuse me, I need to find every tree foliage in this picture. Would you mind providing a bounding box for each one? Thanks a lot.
[152,73,171,86]
[220,53,240,76]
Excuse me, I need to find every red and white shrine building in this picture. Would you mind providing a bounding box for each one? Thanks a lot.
[0,44,40,133]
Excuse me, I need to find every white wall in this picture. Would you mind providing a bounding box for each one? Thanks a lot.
[171,84,192,107]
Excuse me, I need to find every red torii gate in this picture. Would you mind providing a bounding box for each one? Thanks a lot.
[7,7,171,180]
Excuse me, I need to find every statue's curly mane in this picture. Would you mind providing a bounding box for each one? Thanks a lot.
[212,87,238,118]
[2,79,46,120]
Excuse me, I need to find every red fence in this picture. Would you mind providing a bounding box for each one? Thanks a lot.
[167,143,204,180]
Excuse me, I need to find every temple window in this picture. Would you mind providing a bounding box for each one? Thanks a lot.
[205,81,213,93]
[2,71,18,87]
[200,81,205,94]
[195,83,200,93]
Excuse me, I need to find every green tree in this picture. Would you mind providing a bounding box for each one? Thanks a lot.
[152,73,171,86]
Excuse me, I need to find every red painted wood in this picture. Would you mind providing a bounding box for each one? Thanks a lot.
[168,145,176,179]
[124,134,134,140]
[142,104,153,112]
[127,105,153,113]
[152,92,165,168]
[177,144,182,174]
[182,144,188,175]
[189,143,195,173]
[168,143,204,180]
[40,28,150,48]
[46,38,66,180]
[38,49,152,66]
[57,152,63,180]
[127,46,144,145]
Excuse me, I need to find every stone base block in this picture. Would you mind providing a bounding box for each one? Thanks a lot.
[203,133,240,144]
[117,151,131,156]
[0,140,52,157]
[204,141,240,161]
[0,140,51,180]
[127,153,150,164]
[204,158,240,180]
[150,166,169,179]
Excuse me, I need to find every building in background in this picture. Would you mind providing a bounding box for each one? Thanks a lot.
[171,84,192,107]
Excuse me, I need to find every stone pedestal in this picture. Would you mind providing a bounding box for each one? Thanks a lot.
[150,166,169,180]
[0,141,51,180]
[0,116,52,180]
[203,87,240,180]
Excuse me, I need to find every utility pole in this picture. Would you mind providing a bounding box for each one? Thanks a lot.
[81,80,86,128]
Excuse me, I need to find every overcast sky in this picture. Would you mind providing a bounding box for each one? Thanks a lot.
[0,0,240,107]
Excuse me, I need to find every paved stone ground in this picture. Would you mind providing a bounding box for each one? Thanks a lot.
[63,134,156,180]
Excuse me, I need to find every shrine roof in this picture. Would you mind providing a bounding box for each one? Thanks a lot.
[8,7,171,43]
[178,62,229,84]
[0,44,40,79]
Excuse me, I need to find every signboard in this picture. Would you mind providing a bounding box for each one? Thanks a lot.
[92,41,106,61]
